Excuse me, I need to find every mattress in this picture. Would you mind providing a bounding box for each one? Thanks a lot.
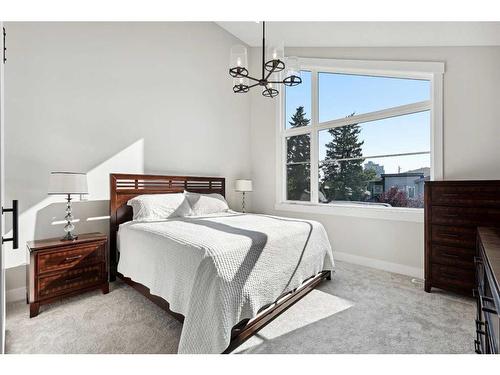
[117,211,334,354]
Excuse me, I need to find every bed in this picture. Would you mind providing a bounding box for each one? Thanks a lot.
[109,173,334,354]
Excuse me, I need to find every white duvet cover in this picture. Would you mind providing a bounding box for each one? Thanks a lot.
[117,211,334,354]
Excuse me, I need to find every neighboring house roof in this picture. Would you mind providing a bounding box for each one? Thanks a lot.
[381,172,424,178]
[405,167,431,177]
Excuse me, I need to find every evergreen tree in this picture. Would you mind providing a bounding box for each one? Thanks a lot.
[287,106,311,200]
[320,114,373,202]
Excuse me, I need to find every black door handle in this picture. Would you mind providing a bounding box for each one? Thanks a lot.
[2,199,18,249]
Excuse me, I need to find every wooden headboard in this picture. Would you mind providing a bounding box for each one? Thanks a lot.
[109,173,225,280]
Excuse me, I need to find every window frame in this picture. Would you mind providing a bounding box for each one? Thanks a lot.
[275,58,445,222]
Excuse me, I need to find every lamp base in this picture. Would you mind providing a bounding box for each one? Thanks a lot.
[61,194,78,241]
[61,232,78,241]
[241,191,246,213]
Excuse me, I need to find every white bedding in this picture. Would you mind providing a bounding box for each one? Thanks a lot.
[117,211,334,354]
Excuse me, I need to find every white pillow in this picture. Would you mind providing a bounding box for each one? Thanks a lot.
[184,191,229,216]
[127,193,192,221]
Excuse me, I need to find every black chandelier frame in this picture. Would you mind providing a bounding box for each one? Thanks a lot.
[229,22,302,98]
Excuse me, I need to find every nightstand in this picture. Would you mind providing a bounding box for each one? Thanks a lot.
[27,232,109,317]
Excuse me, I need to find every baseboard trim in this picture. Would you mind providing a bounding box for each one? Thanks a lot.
[6,287,26,303]
[334,251,423,279]
[5,255,421,301]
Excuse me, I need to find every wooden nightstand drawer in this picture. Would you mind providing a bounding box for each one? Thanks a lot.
[37,242,105,274]
[38,263,104,299]
[27,232,109,317]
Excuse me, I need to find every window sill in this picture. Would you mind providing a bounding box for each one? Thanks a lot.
[274,202,424,223]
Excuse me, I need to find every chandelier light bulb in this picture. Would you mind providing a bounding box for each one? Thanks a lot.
[229,45,248,78]
[268,42,284,61]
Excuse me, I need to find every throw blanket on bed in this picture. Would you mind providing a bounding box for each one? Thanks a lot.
[117,212,334,354]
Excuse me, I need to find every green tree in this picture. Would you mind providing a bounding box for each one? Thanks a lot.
[320,114,374,202]
[287,106,310,200]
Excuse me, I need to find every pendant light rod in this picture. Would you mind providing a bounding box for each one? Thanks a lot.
[261,21,266,80]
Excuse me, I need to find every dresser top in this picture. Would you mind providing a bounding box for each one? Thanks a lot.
[27,232,107,251]
[426,180,500,185]
[478,227,500,290]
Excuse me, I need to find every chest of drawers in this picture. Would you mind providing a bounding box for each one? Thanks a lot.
[474,227,500,354]
[27,232,109,317]
[425,181,500,296]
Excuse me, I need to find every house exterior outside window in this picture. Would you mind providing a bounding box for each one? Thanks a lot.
[276,58,444,217]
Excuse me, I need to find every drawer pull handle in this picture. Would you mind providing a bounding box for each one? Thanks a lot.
[481,295,494,303]
[441,253,459,259]
[482,306,497,314]
[479,294,498,314]
[474,339,482,354]
[438,232,459,238]
[65,255,83,261]
[65,275,83,283]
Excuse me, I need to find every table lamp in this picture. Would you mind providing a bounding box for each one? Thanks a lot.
[235,179,252,213]
[48,172,88,241]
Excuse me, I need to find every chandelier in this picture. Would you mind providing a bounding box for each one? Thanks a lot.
[229,22,302,98]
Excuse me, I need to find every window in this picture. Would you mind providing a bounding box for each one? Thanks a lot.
[278,59,444,213]
[285,71,312,129]
[318,72,431,122]
[286,133,310,201]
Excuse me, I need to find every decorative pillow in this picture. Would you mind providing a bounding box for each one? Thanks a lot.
[127,193,192,221]
[184,191,229,216]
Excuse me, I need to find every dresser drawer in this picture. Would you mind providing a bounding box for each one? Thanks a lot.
[431,225,476,248]
[431,245,475,268]
[431,206,500,226]
[38,263,104,300]
[37,242,105,274]
[431,264,474,292]
[431,185,500,207]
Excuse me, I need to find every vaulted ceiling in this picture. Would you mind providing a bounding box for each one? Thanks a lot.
[216,22,500,47]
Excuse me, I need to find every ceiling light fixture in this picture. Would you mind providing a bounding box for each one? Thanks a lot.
[229,22,302,98]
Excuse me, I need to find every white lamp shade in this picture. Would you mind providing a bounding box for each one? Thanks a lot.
[235,179,253,192]
[48,172,88,195]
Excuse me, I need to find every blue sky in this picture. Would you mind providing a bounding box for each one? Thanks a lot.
[285,71,431,174]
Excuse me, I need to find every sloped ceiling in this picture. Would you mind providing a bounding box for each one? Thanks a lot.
[216,22,500,47]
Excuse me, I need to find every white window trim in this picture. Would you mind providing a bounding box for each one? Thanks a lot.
[275,57,445,223]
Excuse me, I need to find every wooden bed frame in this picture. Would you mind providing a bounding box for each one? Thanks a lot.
[109,173,331,353]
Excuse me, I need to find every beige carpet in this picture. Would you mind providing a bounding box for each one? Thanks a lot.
[5,261,475,354]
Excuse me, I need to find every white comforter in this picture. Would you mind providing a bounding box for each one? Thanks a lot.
[117,211,334,354]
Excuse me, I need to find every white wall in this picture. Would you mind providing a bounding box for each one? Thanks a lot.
[5,25,500,299]
[4,22,252,299]
[249,46,500,278]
